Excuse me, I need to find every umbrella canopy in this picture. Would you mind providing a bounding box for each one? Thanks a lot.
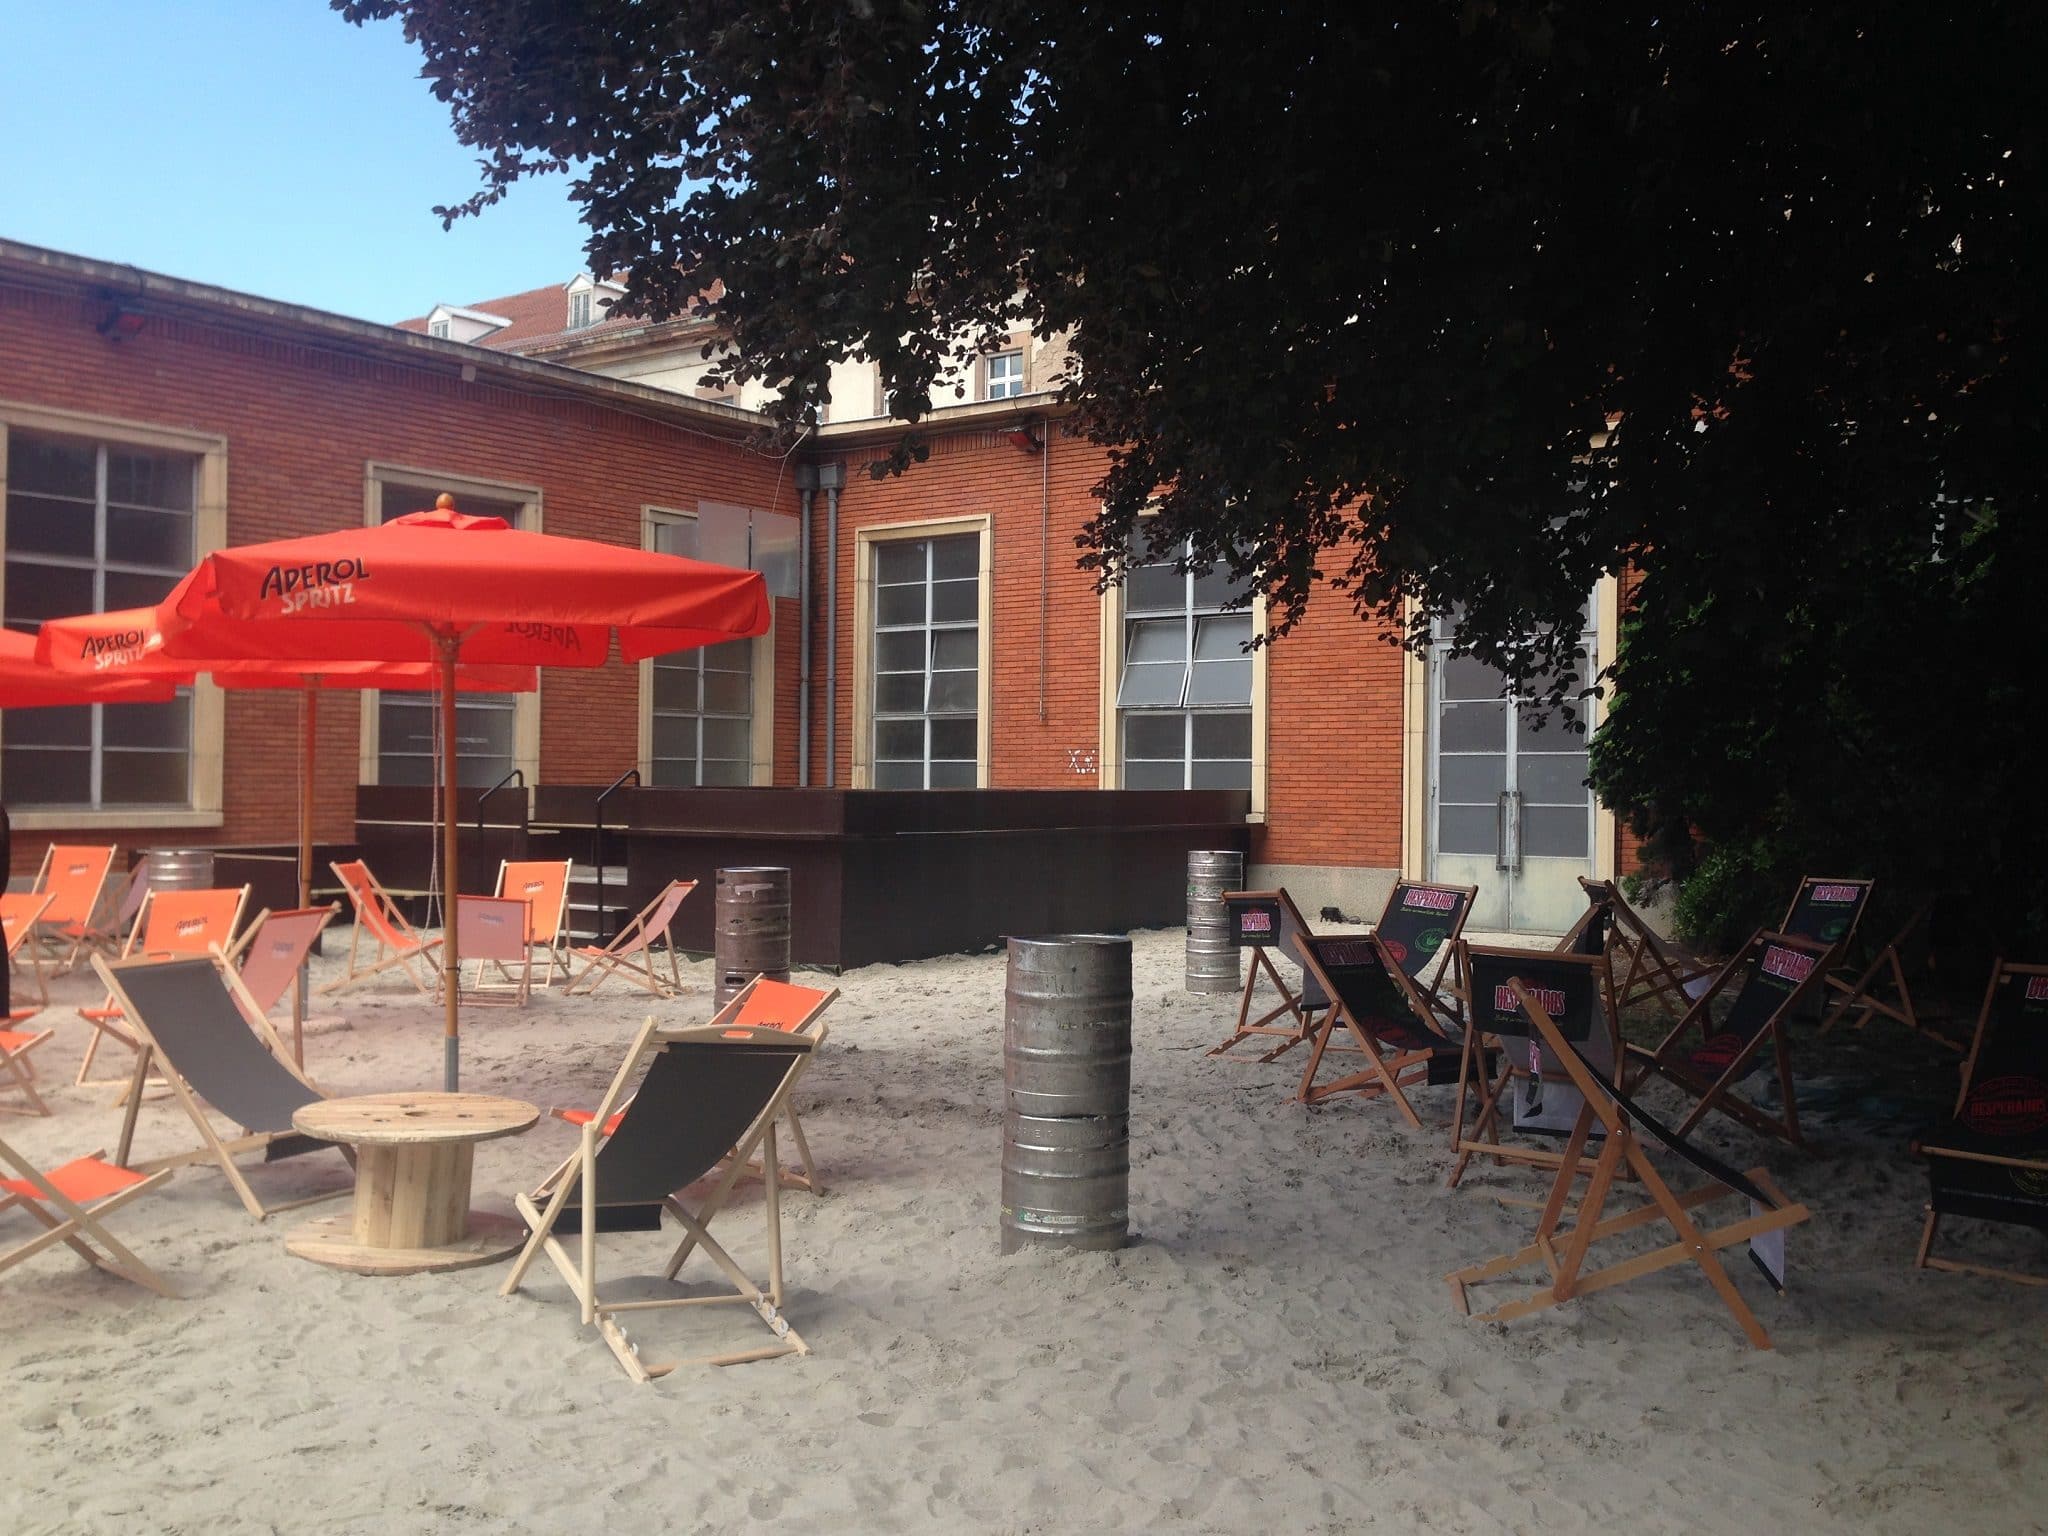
[0,629,180,708]
[142,498,773,1089]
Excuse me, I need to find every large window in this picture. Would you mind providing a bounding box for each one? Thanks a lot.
[2,430,196,808]
[372,476,529,787]
[1115,528,1254,789]
[872,533,980,788]
[645,511,755,786]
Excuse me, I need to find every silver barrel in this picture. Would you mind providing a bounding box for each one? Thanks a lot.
[145,847,216,893]
[1184,848,1244,994]
[714,865,791,1007]
[1001,933,1131,1254]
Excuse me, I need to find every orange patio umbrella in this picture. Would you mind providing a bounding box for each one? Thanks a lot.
[142,498,771,1089]
[1,629,181,708]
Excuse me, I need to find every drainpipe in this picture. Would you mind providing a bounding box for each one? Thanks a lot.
[793,464,818,786]
[815,460,846,786]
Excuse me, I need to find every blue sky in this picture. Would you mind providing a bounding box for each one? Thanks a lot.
[0,2,591,322]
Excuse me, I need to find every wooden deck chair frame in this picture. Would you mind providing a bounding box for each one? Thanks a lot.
[322,859,442,997]
[1448,944,1621,1190]
[234,904,341,1067]
[1,1013,56,1116]
[4,891,56,1007]
[1293,930,1472,1127]
[27,843,117,974]
[1446,978,1812,1348]
[447,894,534,1008]
[1569,877,1715,1019]
[1,1131,173,1297]
[1817,902,1962,1050]
[75,885,254,1089]
[563,880,697,1000]
[1913,959,2048,1286]
[478,859,573,990]
[1620,928,1833,1149]
[503,1016,821,1380]
[1207,888,1326,1062]
[54,853,153,975]
[94,952,350,1223]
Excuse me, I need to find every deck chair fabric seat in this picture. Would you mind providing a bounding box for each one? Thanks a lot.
[1,1016,57,1116]
[486,860,572,990]
[53,853,153,975]
[0,1131,173,1296]
[1207,889,1331,1062]
[324,860,442,997]
[1915,960,2048,1285]
[74,885,253,1088]
[3,891,55,1007]
[504,1018,821,1380]
[26,844,117,974]
[1292,930,1476,1126]
[448,895,534,1007]
[564,880,697,999]
[1447,977,1812,1349]
[93,954,350,1221]
[1621,928,1833,1148]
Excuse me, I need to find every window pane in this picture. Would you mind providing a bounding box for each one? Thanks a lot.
[1191,712,1251,759]
[103,569,179,612]
[1523,804,1589,859]
[1191,759,1252,790]
[1442,654,1507,703]
[1190,562,1250,610]
[876,631,924,671]
[651,661,698,712]
[1518,696,1591,751]
[1,702,91,747]
[1439,698,1506,753]
[928,670,977,712]
[874,760,923,789]
[877,584,926,626]
[1126,563,1183,614]
[701,758,751,786]
[4,560,97,628]
[1193,614,1252,660]
[875,673,924,713]
[1440,753,1507,803]
[9,435,95,498]
[930,717,976,759]
[929,759,977,788]
[1186,658,1252,705]
[102,697,190,751]
[875,719,924,760]
[378,697,436,756]
[875,542,925,584]
[702,716,751,761]
[649,517,699,559]
[703,638,754,673]
[455,700,516,762]
[1438,803,1499,857]
[1122,713,1184,760]
[106,505,193,569]
[930,535,979,582]
[651,715,699,761]
[1117,661,1185,709]
[930,579,977,623]
[1126,619,1186,664]
[5,492,96,558]
[1518,752,1591,806]
[101,749,189,806]
[931,629,977,670]
[0,747,91,805]
[1124,758,1185,790]
[106,448,193,513]
[701,670,751,715]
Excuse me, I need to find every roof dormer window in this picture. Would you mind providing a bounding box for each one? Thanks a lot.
[568,288,593,330]
[428,319,450,340]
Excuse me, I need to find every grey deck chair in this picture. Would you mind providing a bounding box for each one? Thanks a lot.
[503,1017,820,1381]
[93,953,351,1221]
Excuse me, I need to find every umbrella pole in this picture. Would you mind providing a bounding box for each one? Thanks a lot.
[439,636,461,1091]
[293,684,316,1067]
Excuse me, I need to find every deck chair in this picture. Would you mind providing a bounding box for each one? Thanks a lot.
[1446,976,1813,1348]
[1292,931,1475,1126]
[234,905,340,1065]
[1207,889,1329,1061]
[564,879,697,999]
[1620,928,1833,1148]
[1565,878,1716,1018]
[553,976,839,1193]
[93,953,351,1222]
[503,1016,821,1380]
[1913,959,2048,1285]
[1365,879,1479,1019]
[487,860,572,989]
[1,1011,56,1116]
[323,859,442,996]
[26,843,117,973]
[52,853,153,974]
[447,895,533,1007]
[1,1130,173,1296]
[1816,902,1962,1049]
[1781,875,1876,955]
[75,885,253,1088]
[1448,945,1620,1189]
[4,891,55,1007]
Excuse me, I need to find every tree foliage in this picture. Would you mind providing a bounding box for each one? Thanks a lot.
[339,1,2048,941]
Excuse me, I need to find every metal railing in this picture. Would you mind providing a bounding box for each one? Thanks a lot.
[592,767,641,943]
[476,768,527,835]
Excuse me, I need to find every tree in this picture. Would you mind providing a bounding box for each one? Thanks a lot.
[339,1,2048,941]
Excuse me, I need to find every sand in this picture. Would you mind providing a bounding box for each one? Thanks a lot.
[4,926,2044,1535]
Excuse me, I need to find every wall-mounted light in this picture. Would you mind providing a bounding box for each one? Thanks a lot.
[1007,426,1043,455]
[95,297,147,340]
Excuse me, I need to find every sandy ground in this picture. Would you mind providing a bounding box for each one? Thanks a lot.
[4,925,2045,1535]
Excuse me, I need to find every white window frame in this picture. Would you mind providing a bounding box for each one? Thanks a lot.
[355,463,543,789]
[0,400,228,831]
[568,288,593,330]
[852,515,993,788]
[428,319,450,340]
[1096,518,1267,818]
[636,506,775,786]
[984,350,1026,400]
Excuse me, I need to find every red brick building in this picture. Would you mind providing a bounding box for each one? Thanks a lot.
[2,241,1623,935]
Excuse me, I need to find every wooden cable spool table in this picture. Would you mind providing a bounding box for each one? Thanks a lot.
[284,1092,538,1276]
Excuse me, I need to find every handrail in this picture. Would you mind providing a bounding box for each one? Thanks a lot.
[475,769,527,835]
[592,767,641,943]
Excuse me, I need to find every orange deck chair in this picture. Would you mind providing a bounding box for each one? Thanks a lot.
[26,843,116,974]
[4,891,55,1008]
[448,895,535,1007]
[75,885,253,1088]
[564,879,697,999]
[233,905,340,1065]
[552,976,839,1193]
[490,859,573,988]
[2,1001,56,1117]
[1,1129,173,1297]
[322,859,442,996]
[51,853,154,974]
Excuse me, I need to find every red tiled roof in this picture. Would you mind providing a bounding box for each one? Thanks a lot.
[394,277,722,352]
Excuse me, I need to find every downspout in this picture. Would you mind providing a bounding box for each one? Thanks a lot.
[816,460,846,785]
[1038,415,1051,724]
[793,465,818,786]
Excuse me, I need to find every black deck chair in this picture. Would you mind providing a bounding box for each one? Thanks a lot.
[1447,944,1619,1187]
[93,953,350,1221]
[1206,889,1329,1062]
[1914,959,2048,1285]
[1566,877,1715,1019]
[503,1018,820,1380]
[1620,928,1833,1148]
[1448,976,1813,1349]
[1781,875,1877,955]
[1292,932,1477,1126]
